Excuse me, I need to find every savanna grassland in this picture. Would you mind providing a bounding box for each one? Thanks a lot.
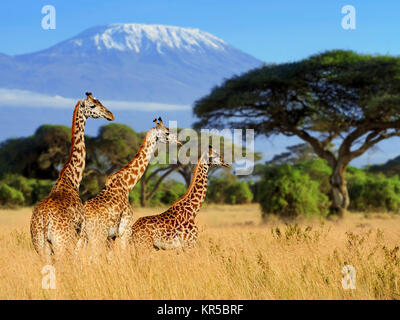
[0,204,399,300]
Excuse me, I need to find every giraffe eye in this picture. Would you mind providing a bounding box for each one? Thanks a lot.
[166,132,170,136]
[90,105,96,109]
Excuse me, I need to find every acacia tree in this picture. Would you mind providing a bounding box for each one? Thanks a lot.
[194,50,400,217]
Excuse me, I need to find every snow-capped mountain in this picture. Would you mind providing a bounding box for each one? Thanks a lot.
[0,23,262,104]
[0,23,262,142]
[64,23,228,53]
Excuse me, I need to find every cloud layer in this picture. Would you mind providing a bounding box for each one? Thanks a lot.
[0,88,190,111]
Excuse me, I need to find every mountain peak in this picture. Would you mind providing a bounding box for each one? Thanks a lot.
[66,23,228,54]
[6,23,261,105]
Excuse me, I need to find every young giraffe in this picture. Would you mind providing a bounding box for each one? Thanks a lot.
[80,118,182,251]
[30,92,114,260]
[131,146,229,250]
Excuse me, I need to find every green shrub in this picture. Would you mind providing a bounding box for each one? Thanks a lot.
[295,159,332,195]
[129,180,186,207]
[129,182,141,206]
[0,184,25,207]
[225,181,253,204]
[207,172,253,205]
[0,174,53,207]
[32,179,53,204]
[348,174,400,213]
[257,164,329,219]
[160,180,186,205]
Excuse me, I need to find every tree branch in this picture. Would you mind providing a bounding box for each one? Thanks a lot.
[290,127,337,166]
[349,131,400,160]
[145,166,179,201]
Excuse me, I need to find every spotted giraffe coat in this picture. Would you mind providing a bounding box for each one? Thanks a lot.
[81,128,164,250]
[131,153,214,250]
[30,94,114,259]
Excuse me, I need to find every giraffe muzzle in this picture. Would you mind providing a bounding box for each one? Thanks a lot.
[105,111,115,121]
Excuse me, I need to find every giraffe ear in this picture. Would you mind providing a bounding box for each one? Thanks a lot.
[155,117,166,129]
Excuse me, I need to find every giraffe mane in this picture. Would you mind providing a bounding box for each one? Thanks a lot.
[105,128,154,185]
[57,100,81,184]
[170,153,206,207]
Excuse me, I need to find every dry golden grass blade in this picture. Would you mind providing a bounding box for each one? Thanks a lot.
[0,205,399,299]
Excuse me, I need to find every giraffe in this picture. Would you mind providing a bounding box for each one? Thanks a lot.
[30,92,114,260]
[80,117,182,252]
[131,146,229,250]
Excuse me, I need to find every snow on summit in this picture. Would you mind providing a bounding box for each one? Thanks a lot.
[6,23,261,105]
[68,23,227,53]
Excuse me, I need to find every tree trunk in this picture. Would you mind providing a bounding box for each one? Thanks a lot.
[329,164,350,217]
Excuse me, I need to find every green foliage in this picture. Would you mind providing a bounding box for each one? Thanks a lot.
[194,50,400,214]
[369,155,400,177]
[0,174,53,207]
[254,159,400,217]
[267,143,320,165]
[207,172,253,205]
[95,124,143,173]
[0,125,71,180]
[159,180,187,205]
[257,164,329,219]
[347,173,400,213]
[225,181,253,204]
[129,182,141,206]
[295,159,332,195]
[129,179,186,207]
[194,50,400,135]
[0,184,25,207]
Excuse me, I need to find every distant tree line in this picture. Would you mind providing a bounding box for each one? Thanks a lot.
[0,123,253,208]
[250,144,400,219]
[1,123,399,220]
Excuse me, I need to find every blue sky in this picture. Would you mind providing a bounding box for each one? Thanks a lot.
[1,0,399,62]
[1,1,400,167]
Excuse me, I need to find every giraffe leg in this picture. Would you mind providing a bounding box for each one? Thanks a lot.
[86,225,109,256]
[30,215,45,256]
[118,212,133,251]
[50,224,77,261]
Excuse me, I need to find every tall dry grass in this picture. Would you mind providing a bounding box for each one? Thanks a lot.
[0,204,399,299]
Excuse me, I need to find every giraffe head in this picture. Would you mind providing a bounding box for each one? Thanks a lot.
[207,145,230,167]
[81,92,115,121]
[153,117,182,146]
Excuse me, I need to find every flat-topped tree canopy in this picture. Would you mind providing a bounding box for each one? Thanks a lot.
[193,50,400,217]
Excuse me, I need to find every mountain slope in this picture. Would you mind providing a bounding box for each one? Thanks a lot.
[1,23,262,104]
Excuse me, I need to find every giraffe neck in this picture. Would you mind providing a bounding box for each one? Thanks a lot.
[106,128,158,192]
[56,100,87,189]
[174,154,210,219]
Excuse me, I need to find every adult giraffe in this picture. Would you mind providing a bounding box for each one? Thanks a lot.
[30,92,114,260]
[131,146,229,250]
[80,118,182,252]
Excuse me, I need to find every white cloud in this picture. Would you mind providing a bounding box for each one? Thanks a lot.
[0,88,190,111]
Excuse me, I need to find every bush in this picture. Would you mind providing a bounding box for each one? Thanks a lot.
[0,184,25,207]
[129,180,186,207]
[160,180,186,205]
[295,159,332,195]
[348,174,400,213]
[0,174,53,207]
[207,172,253,205]
[257,164,329,219]
[225,181,253,204]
